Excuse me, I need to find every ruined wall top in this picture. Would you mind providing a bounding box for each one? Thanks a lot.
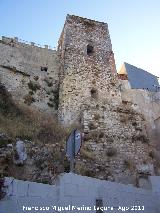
[66,14,108,26]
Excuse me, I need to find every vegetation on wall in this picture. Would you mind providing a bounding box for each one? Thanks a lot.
[0,83,66,143]
[23,94,35,105]
[28,81,41,92]
[0,178,5,200]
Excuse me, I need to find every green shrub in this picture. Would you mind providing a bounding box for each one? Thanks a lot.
[94,113,100,120]
[0,135,13,148]
[0,100,67,144]
[88,122,96,130]
[34,76,39,81]
[24,94,35,105]
[106,147,117,157]
[29,90,34,95]
[52,90,59,110]
[149,151,154,159]
[132,135,149,144]
[84,170,95,177]
[47,102,54,108]
[0,178,5,200]
[124,158,135,170]
[0,84,21,117]
[44,78,53,87]
[81,149,95,160]
[28,81,41,92]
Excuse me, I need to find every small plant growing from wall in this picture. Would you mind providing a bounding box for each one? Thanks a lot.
[149,151,155,159]
[84,170,95,178]
[98,131,104,139]
[141,135,150,144]
[88,122,96,130]
[106,136,114,143]
[132,135,149,144]
[49,97,54,102]
[47,102,54,108]
[81,149,95,161]
[44,77,53,87]
[122,100,128,105]
[28,90,34,95]
[132,121,137,126]
[47,97,54,107]
[34,76,39,81]
[106,147,117,157]
[110,76,116,86]
[0,134,12,148]
[23,94,35,105]
[0,83,21,117]
[92,79,96,85]
[94,113,100,121]
[63,158,70,173]
[47,90,59,110]
[124,158,135,170]
[0,178,5,200]
[28,81,41,92]
[52,90,59,110]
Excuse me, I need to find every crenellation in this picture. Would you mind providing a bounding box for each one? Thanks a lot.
[0,36,55,50]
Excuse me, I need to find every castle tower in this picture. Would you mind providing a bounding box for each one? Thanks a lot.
[58,15,121,126]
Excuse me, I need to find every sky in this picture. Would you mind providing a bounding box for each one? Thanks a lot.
[0,0,160,77]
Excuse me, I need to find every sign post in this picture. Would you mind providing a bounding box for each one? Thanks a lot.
[66,129,82,173]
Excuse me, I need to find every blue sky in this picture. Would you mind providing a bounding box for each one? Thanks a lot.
[0,0,160,76]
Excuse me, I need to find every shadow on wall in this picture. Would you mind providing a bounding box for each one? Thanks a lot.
[154,117,160,145]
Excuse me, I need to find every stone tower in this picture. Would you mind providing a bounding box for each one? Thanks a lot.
[57,16,153,183]
[58,15,121,126]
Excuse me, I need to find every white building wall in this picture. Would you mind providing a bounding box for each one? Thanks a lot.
[1,173,160,213]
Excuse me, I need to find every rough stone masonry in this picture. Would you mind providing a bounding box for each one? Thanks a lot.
[0,15,158,185]
[0,36,59,114]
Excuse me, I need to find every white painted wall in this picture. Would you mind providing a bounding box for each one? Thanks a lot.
[1,173,160,213]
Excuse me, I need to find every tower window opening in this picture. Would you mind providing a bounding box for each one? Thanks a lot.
[87,44,94,55]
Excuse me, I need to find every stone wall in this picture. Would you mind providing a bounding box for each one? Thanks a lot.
[121,90,160,124]
[121,90,160,143]
[77,99,154,184]
[0,36,60,113]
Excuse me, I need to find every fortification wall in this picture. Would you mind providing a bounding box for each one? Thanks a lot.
[121,89,160,146]
[121,90,160,127]
[0,36,60,113]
